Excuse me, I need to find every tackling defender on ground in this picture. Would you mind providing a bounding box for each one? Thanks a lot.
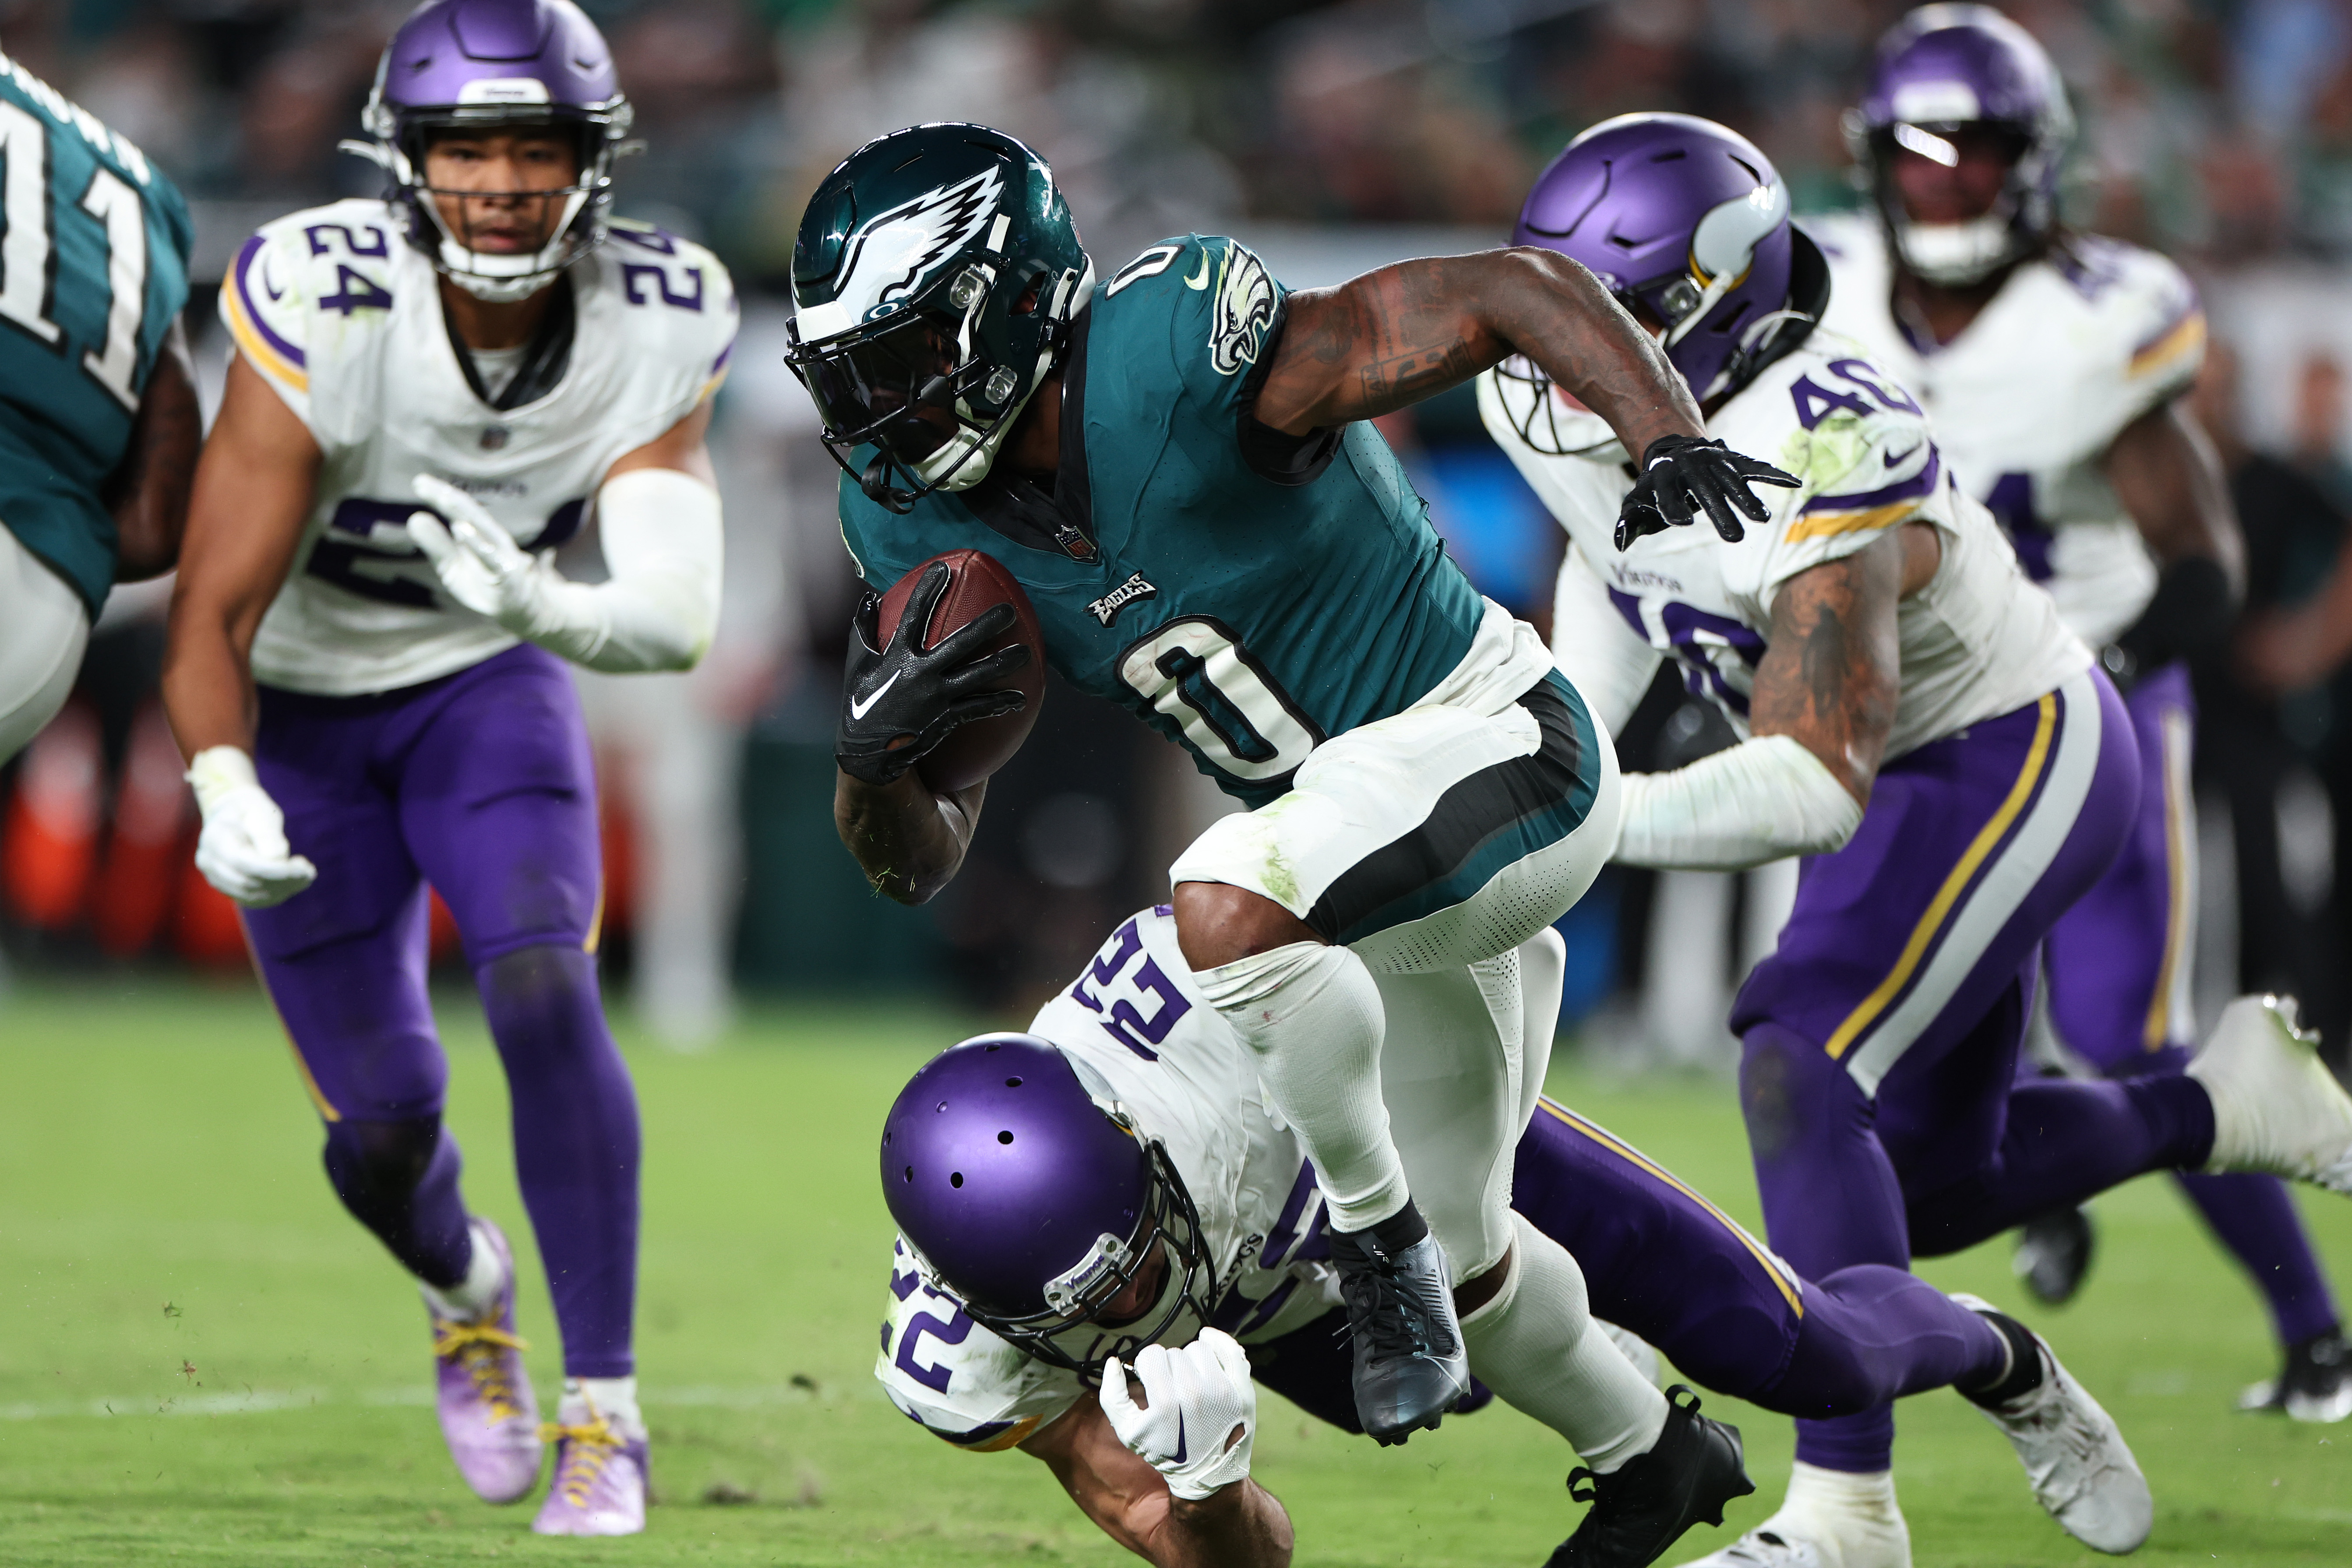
[1479,109,2352,1568]
[161,0,732,1536]
[1808,5,2346,1420]
[788,120,1795,1464]
[872,907,2150,1568]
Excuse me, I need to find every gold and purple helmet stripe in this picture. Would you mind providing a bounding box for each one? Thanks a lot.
[1786,447,1943,543]
[223,234,307,392]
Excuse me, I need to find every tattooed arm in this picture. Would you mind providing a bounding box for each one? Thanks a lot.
[1610,524,1939,870]
[1249,249,1705,460]
[1750,524,1942,802]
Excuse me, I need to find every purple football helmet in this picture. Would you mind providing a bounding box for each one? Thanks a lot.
[1510,113,1798,413]
[354,0,634,302]
[881,1035,1215,1381]
[1849,4,2075,285]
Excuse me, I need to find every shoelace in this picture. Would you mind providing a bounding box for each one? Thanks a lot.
[432,1318,530,1423]
[1336,1255,1432,1361]
[539,1414,624,1506]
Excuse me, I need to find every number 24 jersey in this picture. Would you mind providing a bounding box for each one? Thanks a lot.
[223,198,736,696]
[1479,329,2088,761]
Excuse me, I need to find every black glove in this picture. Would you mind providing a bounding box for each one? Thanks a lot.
[1616,434,1801,551]
[836,561,1032,786]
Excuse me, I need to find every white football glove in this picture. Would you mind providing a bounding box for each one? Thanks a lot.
[186,747,317,909]
[1098,1329,1256,1501]
[405,473,561,638]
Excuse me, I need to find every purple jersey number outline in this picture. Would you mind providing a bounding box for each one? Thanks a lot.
[1067,916,1194,1061]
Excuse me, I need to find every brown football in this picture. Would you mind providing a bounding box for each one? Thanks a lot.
[874,549,1047,792]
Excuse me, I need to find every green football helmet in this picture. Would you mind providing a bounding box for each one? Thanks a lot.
[786,123,1093,512]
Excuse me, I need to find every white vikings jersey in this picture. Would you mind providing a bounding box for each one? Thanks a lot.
[1807,212,2206,648]
[876,907,1343,1452]
[1479,330,2088,761]
[222,199,736,695]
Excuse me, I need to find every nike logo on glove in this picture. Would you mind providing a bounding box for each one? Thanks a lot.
[1185,253,1211,291]
[849,671,900,721]
[1171,1411,1188,1465]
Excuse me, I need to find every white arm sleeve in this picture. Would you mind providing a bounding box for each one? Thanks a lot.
[1552,542,1661,738]
[1614,734,1864,870]
[532,468,724,674]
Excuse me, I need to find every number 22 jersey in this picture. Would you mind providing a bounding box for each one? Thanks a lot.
[1478,328,2088,759]
[222,198,737,696]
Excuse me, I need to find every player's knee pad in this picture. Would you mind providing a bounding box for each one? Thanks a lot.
[1738,1021,1854,1162]
[323,1115,446,1210]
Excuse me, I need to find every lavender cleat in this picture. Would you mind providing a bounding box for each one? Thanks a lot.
[532,1393,649,1536]
[428,1219,543,1504]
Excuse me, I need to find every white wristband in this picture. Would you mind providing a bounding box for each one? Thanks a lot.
[1615,734,1863,870]
[558,466,724,673]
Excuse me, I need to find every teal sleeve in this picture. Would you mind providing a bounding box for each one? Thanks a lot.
[1146,234,1287,425]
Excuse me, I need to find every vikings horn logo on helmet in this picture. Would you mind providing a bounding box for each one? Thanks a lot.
[818,166,1006,333]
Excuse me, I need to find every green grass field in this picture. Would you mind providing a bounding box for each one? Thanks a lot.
[3,980,2349,1567]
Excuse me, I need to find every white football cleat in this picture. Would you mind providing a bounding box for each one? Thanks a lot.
[1674,1463,1910,1568]
[1952,1295,2151,1554]
[2188,995,2352,1193]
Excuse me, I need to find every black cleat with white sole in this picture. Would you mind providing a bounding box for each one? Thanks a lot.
[1328,1202,1470,1445]
[1545,1385,1753,1568]
[2013,1205,2096,1306]
[2239,1329,2352,1424]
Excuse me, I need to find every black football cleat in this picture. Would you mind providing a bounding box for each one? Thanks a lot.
[1546,1385,1754,1568]
[2012,1205,2095,1306]
[2239,1329,2352,1423]
[1328,1206,1469,1446]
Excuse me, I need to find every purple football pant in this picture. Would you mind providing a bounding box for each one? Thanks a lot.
[2042,662,2339,1348]
[244,644,640,1379]
[1249,1096,2010,1434]
[1729,669,2216,1474]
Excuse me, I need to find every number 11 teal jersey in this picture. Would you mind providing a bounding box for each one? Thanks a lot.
[0,49,194,618]
[836,235,1498,809]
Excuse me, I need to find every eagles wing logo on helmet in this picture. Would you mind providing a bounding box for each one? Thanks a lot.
[828,167,1005,327]
[1208,243,1276,377]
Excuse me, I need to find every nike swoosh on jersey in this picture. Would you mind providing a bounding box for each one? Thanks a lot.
[1171,1410,1188,1465]
[849,670,900,721]
[1185,252,1211,291]
[1884,442,1922,468]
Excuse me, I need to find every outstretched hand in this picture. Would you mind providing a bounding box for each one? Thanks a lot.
[835,560,1031,787]
[1617,434,1800,551]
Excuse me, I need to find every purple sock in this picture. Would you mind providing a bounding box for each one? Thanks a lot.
[1741,1025,1917,1473]
[478,944,641,1379]
[2174,1171,2342,1345]
[1905,1072,2215,1256]
[1764,1268,2009,1422]
[322,1116,474,1290]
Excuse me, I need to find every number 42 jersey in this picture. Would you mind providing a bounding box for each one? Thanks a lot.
[223,198,736,696]
[1478,329,2088,759]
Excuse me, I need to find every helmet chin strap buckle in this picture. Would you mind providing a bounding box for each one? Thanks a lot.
[860,453,915,514]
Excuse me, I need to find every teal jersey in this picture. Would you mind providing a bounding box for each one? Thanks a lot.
[838,235,1494,808]
[0,50,194,618]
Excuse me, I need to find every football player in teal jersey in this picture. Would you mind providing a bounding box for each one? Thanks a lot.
[787,123,1797,1504]
[0,46,197,763]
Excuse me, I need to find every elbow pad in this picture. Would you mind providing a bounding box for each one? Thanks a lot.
[1614,734,1864,870]
[539,467,724,673]
[2113,556,2233,676]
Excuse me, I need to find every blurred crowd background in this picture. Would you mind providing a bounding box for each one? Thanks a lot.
[10,0,2352,1066]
